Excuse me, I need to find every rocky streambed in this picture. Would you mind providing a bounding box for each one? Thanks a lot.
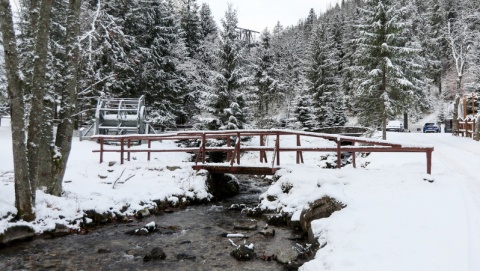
[0,175,314,271]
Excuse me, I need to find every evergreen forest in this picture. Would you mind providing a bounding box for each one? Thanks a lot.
[2,0,480,132]
[1,0,480,221]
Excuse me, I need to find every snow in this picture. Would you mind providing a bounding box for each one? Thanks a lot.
[0,117,211,234]
[1,116,480,271]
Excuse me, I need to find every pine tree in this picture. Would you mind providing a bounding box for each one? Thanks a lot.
[178,0,204,124]
[293,94,316,130]
[423,0,445,95]
[179,0,201,58]
[274,29,309,122]
[194,3,218,115]
[252,28,278,127]
[304,8,317,38]
[353,0,426,139]
[210,4,249,130]
[137,0,187,128]
[307,22,346,127]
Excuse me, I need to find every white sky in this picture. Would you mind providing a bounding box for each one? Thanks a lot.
[197,0,341,32]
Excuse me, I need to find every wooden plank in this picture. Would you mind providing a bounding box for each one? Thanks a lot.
[193,165,280,175]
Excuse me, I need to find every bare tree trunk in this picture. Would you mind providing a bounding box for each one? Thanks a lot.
[52,0,83,195]
[0,0,35,221]
[26,0,54,198]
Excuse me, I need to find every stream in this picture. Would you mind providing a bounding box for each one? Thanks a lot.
[0,176,311,271]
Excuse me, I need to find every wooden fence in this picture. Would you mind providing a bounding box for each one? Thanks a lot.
[91,129,434,174]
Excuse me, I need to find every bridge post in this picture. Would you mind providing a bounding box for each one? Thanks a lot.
[148,139,151,161]
[127,139,131,161]
[236,132,241,165]
[276,132,280,166]
[259,134,262,163]
[296,134,304,164]
[352,142,356,168]
[426,149,432,174]
[260,134,268,163]
[227,136,231,162]
[202,133,206,164]
[100,138,104,163]
[336,140,341,169]
[120,138,124,164]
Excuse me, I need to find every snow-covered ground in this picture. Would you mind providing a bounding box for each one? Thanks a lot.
[1,117,480,271]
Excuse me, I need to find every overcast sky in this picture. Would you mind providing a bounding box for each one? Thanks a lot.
[197,0,341,32]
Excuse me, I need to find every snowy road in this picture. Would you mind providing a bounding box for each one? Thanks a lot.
[389,132,480,271]
[298,131,480,271]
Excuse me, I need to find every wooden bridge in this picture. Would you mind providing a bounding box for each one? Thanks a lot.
[91,129,434,175]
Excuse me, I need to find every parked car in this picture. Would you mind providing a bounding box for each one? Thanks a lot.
[386,120,404,132]
[423,122,440,133]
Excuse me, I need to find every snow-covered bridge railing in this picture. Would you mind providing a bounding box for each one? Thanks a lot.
[91,129,434,174]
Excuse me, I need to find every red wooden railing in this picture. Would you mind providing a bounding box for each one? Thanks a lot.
[91,129,434,174]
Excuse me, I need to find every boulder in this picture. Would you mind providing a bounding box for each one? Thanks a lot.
[176,253,196,261]
[126,248,145,257]
[262,213,286,226]
[230,244,255,261]
[143,247,166,261]
[275,247,299,265]
[97,248,111,254]
[136,208,151,219]
[51,223,70,237]
[84,210,113,225]
[233,219,258,231]
[300,196,345,244]
[258,228,275,237]
[0,225,35,245]
[206,173,240,199]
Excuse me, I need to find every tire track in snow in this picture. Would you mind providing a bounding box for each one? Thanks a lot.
[393,133,480,270]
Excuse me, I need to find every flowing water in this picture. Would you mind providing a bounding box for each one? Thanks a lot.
[0,176,310,271]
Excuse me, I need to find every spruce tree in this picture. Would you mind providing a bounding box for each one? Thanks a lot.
[307,22,346,127]
[353,0,426,139]
[293,94,316,130]
[179,0,201,58]
[253,28,278,127]
[137,0,187,128]
[210,4,249,130]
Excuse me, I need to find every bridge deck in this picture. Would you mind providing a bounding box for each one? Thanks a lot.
[192,165,280,175]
